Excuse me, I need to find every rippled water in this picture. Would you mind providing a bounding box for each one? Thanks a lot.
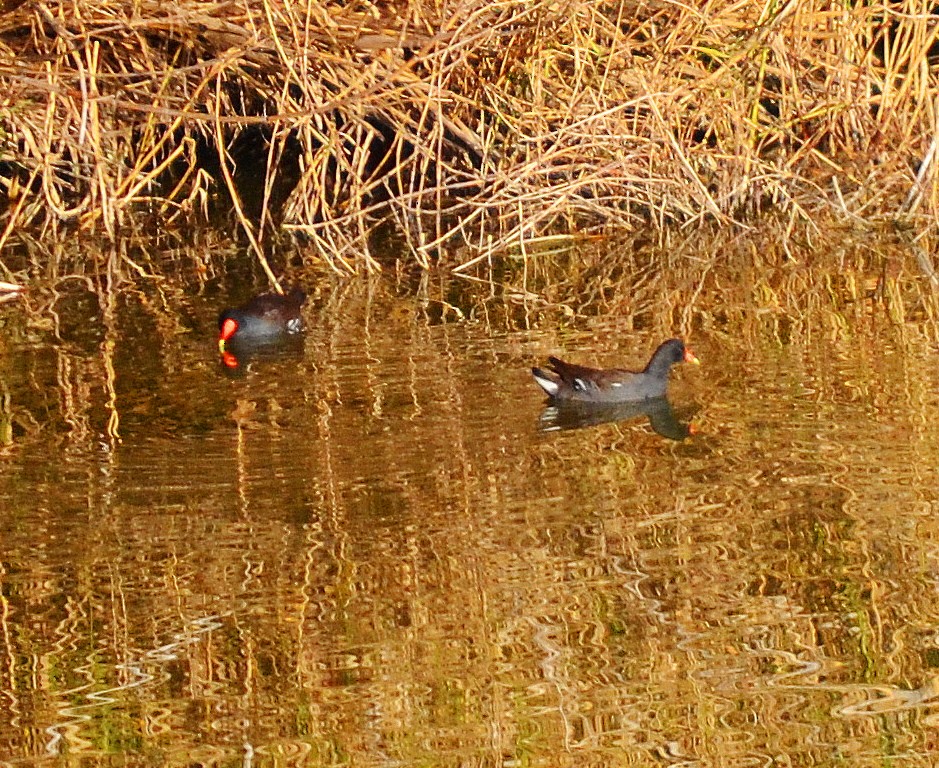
[2,241,939,766]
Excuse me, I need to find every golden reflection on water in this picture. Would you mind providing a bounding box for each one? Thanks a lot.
[2,231,939,765]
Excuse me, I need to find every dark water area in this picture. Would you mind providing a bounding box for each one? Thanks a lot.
[2,234,939,766]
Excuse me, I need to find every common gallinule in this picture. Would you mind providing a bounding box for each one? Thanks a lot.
[532,338,699,403]
[218,286,306,352]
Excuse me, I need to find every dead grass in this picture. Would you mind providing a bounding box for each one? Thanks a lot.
[1,0,938,274]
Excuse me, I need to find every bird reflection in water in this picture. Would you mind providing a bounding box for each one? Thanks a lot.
[538,396,696,440]
[218,336,305,376]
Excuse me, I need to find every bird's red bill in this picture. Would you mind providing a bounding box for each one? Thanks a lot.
[684,348,700,365]
[219,318,239,343]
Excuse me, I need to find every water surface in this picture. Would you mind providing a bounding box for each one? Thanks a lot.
[2,237,939,766]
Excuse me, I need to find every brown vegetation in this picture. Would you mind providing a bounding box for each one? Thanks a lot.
[1,0,938,273]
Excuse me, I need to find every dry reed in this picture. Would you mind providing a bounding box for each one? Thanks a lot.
[1,0,938,273]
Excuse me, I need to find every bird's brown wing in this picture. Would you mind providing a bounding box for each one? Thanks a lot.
[548,357,638,394]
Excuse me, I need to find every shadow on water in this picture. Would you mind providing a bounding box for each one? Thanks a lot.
[537,396,696,440]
